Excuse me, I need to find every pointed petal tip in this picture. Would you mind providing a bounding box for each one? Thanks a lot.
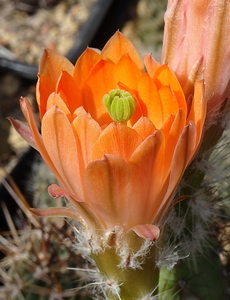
[39,48,74,77]
[48,184,84,202]
[19,96,30,108]
[8,117,37,149]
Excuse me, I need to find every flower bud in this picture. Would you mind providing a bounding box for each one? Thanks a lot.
[103,89,136,122]
[162,0,230,122]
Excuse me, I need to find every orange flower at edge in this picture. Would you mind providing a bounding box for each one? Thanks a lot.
[162,0,230,122]
[10,32,206,240]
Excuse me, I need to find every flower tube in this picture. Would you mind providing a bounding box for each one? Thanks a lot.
[10,32,206,299]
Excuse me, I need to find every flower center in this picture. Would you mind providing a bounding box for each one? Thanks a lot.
[103,89,136,122]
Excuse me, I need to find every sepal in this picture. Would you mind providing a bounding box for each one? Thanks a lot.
[8,117,37,149]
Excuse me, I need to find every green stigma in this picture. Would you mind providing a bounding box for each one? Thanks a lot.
[103,89,136,122]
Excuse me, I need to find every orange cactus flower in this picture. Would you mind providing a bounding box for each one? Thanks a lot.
[10,32,206,239]
[162,0,230,123]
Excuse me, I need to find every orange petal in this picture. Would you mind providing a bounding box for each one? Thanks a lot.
[37,49,74,118]
[83,59,116,124]
[187,80,206,145]
[73,47,101,88]
[158,85,180,123]
[84,154,132,229]
[36,76,48,119]
[154,122,197,223]
[39,49,74,77]
[114,54,142,90]
[153,65,187,113]
[163,108,186,176]
[128,130,165,224]
[137,74,164,128]
[144,53,160,77]
[56,71,83,113]
[46,92,71,120]
[170,122,197,185]
[92,122,143,162]
[73,106,87,116]
[42,106,84,199]
[132,117,157,140]
[19,97,63,185]
[167,109,186,146]
[72,114,102,167]
[161,114,175,139]
[101,31,144,71]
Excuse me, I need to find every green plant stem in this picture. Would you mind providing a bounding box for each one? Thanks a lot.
[92,236,160,300]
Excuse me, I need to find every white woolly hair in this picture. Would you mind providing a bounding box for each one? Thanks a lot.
[71,223,156,270]
[69,223,161,299]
